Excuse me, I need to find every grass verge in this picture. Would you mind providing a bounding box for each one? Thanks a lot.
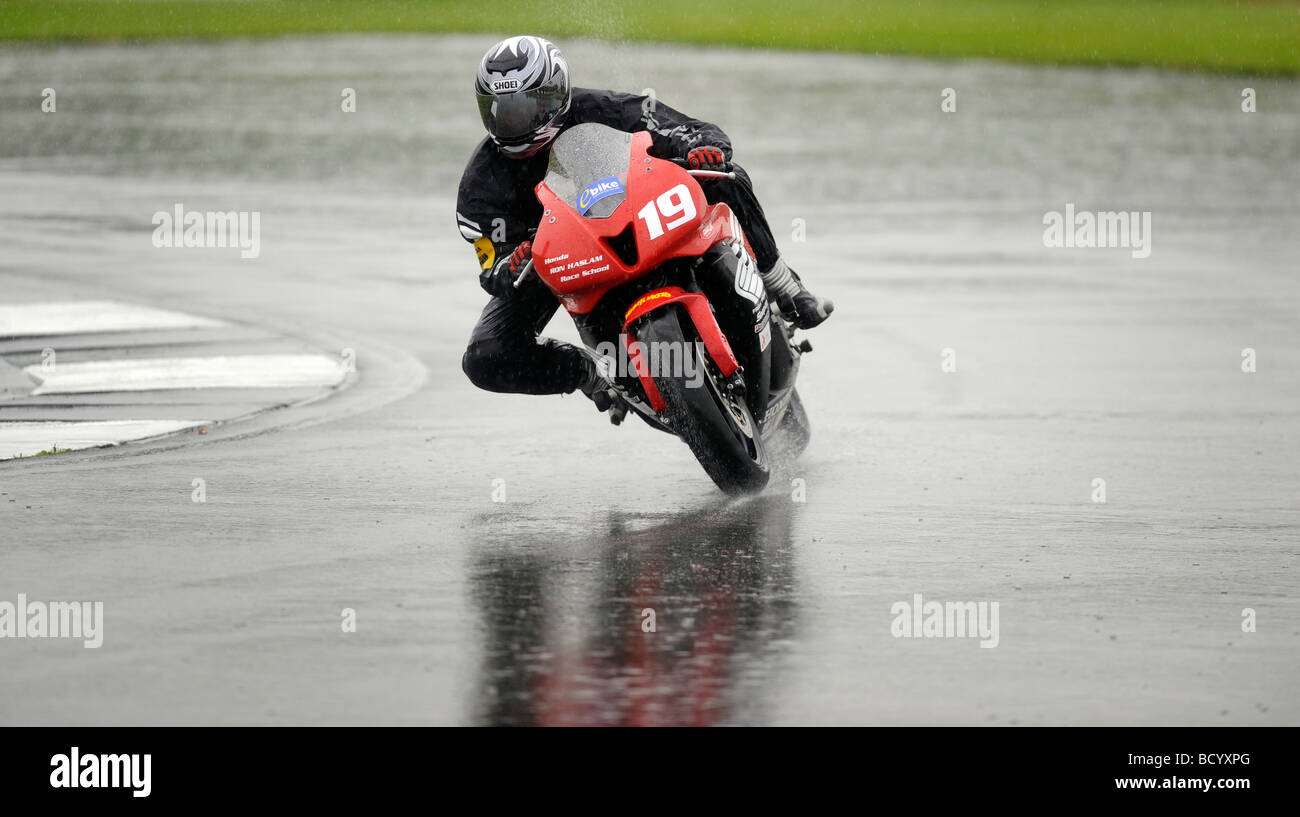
[1,0,1297,75]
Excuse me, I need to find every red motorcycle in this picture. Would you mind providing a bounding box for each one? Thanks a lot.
[517,123,811,494]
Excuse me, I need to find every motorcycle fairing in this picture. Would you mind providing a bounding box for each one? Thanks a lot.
[533,130,752,315]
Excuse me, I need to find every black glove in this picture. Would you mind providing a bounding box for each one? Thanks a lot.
[480,240,533,298]
[686,146,729,171]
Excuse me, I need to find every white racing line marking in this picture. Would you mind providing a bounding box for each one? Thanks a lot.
[0,420,210,460]
[0,301,226,338]
[1,301,355,459]
[23,354,348,395]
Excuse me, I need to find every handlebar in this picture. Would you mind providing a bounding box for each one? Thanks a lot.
[512,258,535,289]
[686,169,736,179]
[668,157,736,180]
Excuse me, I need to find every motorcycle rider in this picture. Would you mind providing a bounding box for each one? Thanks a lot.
[457,35,832,410]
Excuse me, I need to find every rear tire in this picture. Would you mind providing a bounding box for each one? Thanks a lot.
[771,388,811,459]
[638,307,769,495]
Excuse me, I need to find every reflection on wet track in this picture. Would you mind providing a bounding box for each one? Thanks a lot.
[471,500,799,725]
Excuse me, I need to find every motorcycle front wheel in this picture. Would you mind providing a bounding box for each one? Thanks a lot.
[637,306,769,495]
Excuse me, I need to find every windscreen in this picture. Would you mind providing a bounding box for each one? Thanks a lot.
[543,123,633,219]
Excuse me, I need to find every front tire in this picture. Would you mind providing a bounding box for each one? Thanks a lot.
[638,307,769,495]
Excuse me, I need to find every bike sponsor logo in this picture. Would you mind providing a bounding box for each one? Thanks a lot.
[550,253,610,281]
[576,176,624,214]
[727,210,744,244]
[490,78,521,93]
[732,246,765,305]
[624,290,673,320]
[558,264,610,283]
[473,237,495,271]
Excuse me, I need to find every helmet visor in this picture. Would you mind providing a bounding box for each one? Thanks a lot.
[477,86,567,145]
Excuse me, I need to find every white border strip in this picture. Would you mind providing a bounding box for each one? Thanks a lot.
[0,301,226,338]
[0,420,209,460]
[24,354,348,395]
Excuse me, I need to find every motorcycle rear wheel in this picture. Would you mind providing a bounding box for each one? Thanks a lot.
[771,388,811,460]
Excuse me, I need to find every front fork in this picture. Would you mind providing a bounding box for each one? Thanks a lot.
[621,286,741,414]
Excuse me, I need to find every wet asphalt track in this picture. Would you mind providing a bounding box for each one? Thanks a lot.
[1,36,1298,725]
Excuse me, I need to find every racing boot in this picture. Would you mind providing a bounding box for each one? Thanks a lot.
[761,257,834,329]
[606,394,629,426]
[575,349,615,413]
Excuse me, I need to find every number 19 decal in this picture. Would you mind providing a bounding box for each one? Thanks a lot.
[637,183,697,240]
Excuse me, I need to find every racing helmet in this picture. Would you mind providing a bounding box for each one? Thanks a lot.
[475,36,571,159]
